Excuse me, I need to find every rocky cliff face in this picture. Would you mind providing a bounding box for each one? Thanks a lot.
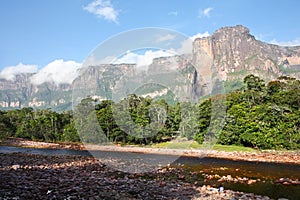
[72,56,196,104]
[1,25,300,110]
[193,25,300,82]
[0,75,73,110]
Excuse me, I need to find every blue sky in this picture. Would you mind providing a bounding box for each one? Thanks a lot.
[0,0,300,75]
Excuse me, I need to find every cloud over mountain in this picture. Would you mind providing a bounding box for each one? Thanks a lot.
[0,63,38,81]
[113,50,175,68]
[30,59,81,85]
[177,32,210,54]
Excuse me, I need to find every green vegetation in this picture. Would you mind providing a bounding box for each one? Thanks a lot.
[212,144,257,152]
[150,141,256,152]
[278,64,300,74]
[0,108,78,143]
[245,54,258,65]
[0,74,299,150]
[195,74,300,150]
[227,69,249,77]
[150,141,198,149]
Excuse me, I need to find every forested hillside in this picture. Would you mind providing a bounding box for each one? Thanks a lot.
[0,75,299,150]
[197,75,300,149]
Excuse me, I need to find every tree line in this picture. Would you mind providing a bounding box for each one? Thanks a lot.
[0,74,299,149]
[0,108,79,143]
[196,75,300,149]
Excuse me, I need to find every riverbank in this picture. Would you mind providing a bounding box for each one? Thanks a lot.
[0,152,272,200]
[2,138,300,165]
[0,137,86,150]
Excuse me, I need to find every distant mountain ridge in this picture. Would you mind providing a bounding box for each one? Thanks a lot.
[193,25,300,81]
[1,25,300,110]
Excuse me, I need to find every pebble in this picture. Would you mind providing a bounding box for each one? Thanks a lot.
[275,177,300,185]
[0,152,273,200]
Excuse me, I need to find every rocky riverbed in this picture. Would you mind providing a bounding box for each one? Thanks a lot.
[0,153,273,200]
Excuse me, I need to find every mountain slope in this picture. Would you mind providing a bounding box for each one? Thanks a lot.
[1,25,300,110]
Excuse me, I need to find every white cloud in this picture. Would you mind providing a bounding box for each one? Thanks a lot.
[177,32,210,54]
[113,50,175,68]
[83,32,210,68]
[168,11,178,16]
[199,7,213,18]
[270,38,300,46]
[191,32,210,40]
[83,53,116,67]
[30,59,82,85]
[0,63,38,81]
[156,34,176,42]
[83,0,119,24]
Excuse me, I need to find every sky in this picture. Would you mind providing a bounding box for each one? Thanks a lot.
[0,0,300,84]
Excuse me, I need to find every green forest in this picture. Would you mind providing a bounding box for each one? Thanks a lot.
[0,74,299,150]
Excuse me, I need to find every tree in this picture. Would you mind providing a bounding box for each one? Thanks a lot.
[15,107,35,139]
[243,74,266,106]
[61,115,80,142]
[96,100,116,141]
[0,111,15,140]
[179,102,198,140]
[194,99,211,144]
[244,74,265,92]
[74,97,107,144]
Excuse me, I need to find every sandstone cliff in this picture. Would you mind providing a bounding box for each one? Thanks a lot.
[193,25,300,81]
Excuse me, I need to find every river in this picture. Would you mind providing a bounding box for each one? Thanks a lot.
[1,146,299,200]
